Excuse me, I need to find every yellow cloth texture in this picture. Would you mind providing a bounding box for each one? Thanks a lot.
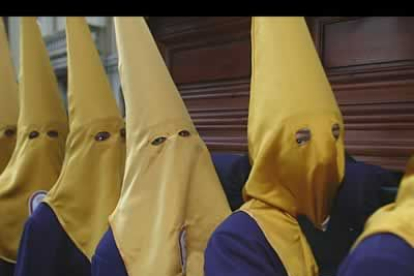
[44,17,125,260]
[0,17,68,263]
[0,18,19,173]
[240,17,345,276]
[353,156,414,248]
[110,17,231,276]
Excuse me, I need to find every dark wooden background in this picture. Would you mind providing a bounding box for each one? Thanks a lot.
[148,17,414,171]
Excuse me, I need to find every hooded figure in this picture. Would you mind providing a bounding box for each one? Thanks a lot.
[0,18,19,174]
[205,17,345,276]
[91,17,231,276]
[337,156,414,276]
[0,17,68,275]
[14,17,126,276]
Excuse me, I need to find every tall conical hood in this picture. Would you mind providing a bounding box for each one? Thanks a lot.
[240,17,345,276]
[0,18,18,127]
[248,16,343,162]
[66,17,120,129]
[43,17,125,261]
[109,17,230,276]
[0,18,19,173]
[115,17,192,135]
[18,17,67,127]
[0,17,67,263]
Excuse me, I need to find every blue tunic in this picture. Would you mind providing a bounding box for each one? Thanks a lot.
[211,153,250,211]
[205,211,288,276]
[337,234,414,276]
[91,228,128,276]
[14,203,90,276]
[0,259,14,276]
[205,158,401,276]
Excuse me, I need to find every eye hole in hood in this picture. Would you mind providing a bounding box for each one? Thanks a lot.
[296,128,311,146]
[151,136,167,146]
[332,124,340,140]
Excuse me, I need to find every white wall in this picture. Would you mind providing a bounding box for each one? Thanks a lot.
[6,16,123,115]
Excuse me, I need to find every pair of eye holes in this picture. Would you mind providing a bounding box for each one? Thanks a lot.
[295,124,341,146]
[94,128,126,142]
[27,130,59,139]
[25,128,127,141]
[151,130,191,146]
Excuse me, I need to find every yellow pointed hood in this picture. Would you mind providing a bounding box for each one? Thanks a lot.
[65,17,121,129]
[353,156,414,248]
[240,17,345,276]
[0,18,19,173]
[18,17,67,127]
[44,17,125,261]
[110,17,230,276]
[0,17,68,263]
[117,21,191,133]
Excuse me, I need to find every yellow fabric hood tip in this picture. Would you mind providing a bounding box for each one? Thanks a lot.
[65,17,122,129]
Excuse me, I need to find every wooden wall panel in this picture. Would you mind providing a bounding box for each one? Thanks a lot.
[149,16,414,171]
[170,39,250,84]
[308,17,414,170]
[321,17,414,70]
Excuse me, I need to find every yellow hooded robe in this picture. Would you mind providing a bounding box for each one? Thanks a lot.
[240,17,345,276]
[0,17,68,263]
[44,17,126,260]
[110,17,231,276]
[0,18,19,173]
